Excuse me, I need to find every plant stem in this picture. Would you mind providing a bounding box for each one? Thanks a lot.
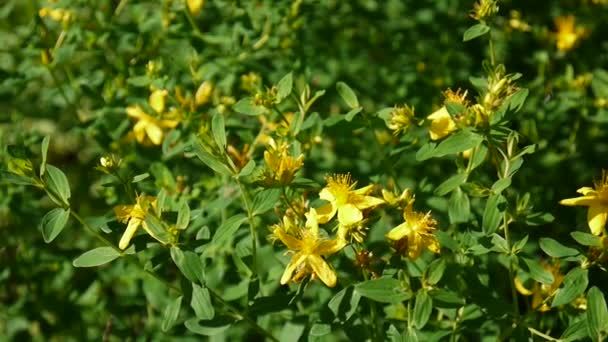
[362,268,381,341]
[237,179,258,278]
[488,29,496,67]
[503,212,519,319]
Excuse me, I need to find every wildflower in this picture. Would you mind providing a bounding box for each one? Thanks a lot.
[559,170,608,235]
[98,154,122,173]
[387,104,415,136]
[470,0,499,21]
[514,261,564,312]
[114,194,158,250]
[386,204,440,259]
[39,7,72,24]
[195,81,214,106]
[427,107,456,140]
[241,72,262,93]
[263,139,304,186]
[272,209,345,287]
[187,0,204,16]
[126,89,179,146]
[382,188,414,208]
[316,174,384,226]
[554,16,587,52]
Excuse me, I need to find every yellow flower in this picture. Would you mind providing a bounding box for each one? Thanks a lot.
[316,174,384,226]
[514,261,564,312]
[386,204,440,259]
[387,104,415,136]
[560,170,608,235]
[427,106,456,140]
[114,195,158,250]
[187,0,205,16]
[554,16,587,52]
[126,90,179,146]
[263,139,304,186]
[272,209,345,287]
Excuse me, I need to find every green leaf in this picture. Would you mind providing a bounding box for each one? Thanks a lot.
[552,267,588,307]
[44,164,71,206]
[433,129,483,158]
[211,112,227,150]
[344,107,363,122]
[276,72,293,102]
[445,101,467,116]
[184,317,233,336]
[72,247,121,267]
[251,189,281,216]
[507,88,529,112]
[426,258,446,285]
[40,207,70,243]
[491,178,511,194]
[463,23,490,41]
[482,194,506,235]
[309,323,331,337]
[239,159,256,178]
[40,136,50,176]
[132,173,150,183]
[170,247,204,284]
[571,231,602,247]
[429,288,465,307]
[328,286,361,321]
[413,291,433,329]
[161,296,183,332]
[468,143,488,171]
[143,213,173,245]
[191,284,215,319]
[354,277,411,303]
[336,81,360,109]
[435,173,468,196]
[415,142,437,161]
[324,114,345,126]
[561,319,589,342]
[233,97,267,116]
[522,257,554,285]
[0,171,38,186]
[387,325,402,342]
[539,238,579,258]
[176,200,191,230]
[448,187,470,224]
[191,139,233,176]
[587,286,608,340]
[211,214,248,247]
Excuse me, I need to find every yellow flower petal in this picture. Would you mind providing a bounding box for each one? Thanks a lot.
[149,89,167,113]
[559,195,601,207]
[386,221,411,241]
[145,122,164,145]
[576,187,596,196]
[315,201,336,224]
[514,277,533,296]
[337,203,363,226]
[114,205,134,223]
[587,204,608,235]
[352,195,385,210]
[308,254,337,287]
[280,252,306,285]
[427,106,456,141]
[126,105,146,119]
[159,119,179,129]
[274,227,303,250]
[315,239,344,256]
[353,184,374,196]
[133,121,148,143]
[119,218,142,250]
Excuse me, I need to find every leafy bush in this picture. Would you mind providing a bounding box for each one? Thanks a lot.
[2,0,608,340]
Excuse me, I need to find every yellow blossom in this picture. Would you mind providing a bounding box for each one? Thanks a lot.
[554,16,587,52]
[514,261,564,312]
[272,209,345,287]
[195,81,214,106]
[381,188,414,208]
[114,195,158,250]
[316,174,384,226]
[126,89,179,146]
[387,104,415,136]
[559,170,608,235]
[470,0,499,21]
[187,0,204,16]
[427,107,457,140]
[386,204,440,259]
[263,139,304,186]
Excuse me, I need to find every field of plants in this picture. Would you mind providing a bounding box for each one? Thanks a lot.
[2,0,608,340]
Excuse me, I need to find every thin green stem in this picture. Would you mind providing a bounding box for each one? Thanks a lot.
[361,265,381,341]
[237,179,258,278]
[70,210,121,253]
[527,327,560,341]
[488,29,496,67]
[503,212,519,319]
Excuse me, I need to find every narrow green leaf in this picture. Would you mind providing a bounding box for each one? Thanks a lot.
[552,267,588,307]
[571,231,602,247]
[539,238,579,258]
[448,187,470,224]
[191,284,214,319]
[328,286,361,321]
[176,200,191,230]
[344,107,363,122]
[233,97,267,116]
[435,173,468,196]
[251,189,281,216]
[587,286,608,340]
[463,23,490,41]
[161,296,183,332]
[143,213,173,245]
[354,277,411,303]
[191,139,233,176]
[0,171,38,186]
[491,178,511,194]
[433,129,483,158]
[426,258,446,285]
[170,247,204,284]
[413,291,433,329]
[507,88,529,112]
[336,81,360,109]
[276,72,293,102]
[482,194,506,235]
[238,159,256,178]
[211,112,227,150]
[44,165,71,206]
[522,257,554,285]
[40,207,70,243]
[73,246,121,267]
[211,214,248,246]
[184,317,233,336]
[132,173,150,183]
[309,323,331,337]
[40,136,50,176]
